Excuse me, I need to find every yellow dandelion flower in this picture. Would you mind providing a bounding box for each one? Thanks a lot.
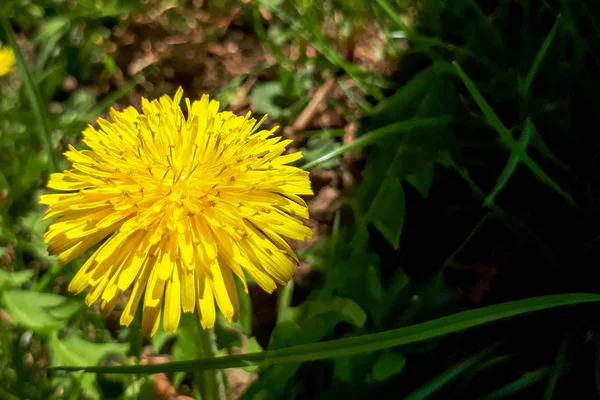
[41,88,313,337]
[0,47,16,77]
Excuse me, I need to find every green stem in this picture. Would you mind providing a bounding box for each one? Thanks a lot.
[1,18,57,171]
[196,328,226,400]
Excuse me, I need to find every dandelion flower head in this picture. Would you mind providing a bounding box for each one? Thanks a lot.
[0,46,16,76]
[41,88,313,337]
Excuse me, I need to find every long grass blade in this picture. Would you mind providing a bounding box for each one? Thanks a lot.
[481,366,550,400]
[1,18,57,171]
[484,119,535,206]
[453,61,575,206]
[301,116,455,170]
[52,293,600,374]
[543,336,569,400]
[405,343,501,400]
[520,14,562,95]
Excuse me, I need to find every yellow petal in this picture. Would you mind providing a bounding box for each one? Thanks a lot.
[163,267,182,333]
[196,268,215,329]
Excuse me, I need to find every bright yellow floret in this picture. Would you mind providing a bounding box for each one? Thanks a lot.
[0,47,16,77]
[41,88,313,337]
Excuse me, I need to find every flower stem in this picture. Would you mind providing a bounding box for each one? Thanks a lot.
[196,328,226,400]
[1,18,58,171]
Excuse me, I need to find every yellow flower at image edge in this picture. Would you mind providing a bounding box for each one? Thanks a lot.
[0,47,16,76]
[41,88,313,337]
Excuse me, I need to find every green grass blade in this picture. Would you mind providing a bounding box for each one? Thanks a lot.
[453,354,518,398]
[277,281,295,323]
[301,116,455,170]
[543,336,569,400]
[397,213,491,326]
[453,61,575,206]
[451,161,559,267]
[481,366,550,400]
[1,18,57,171]
[405,343,501,400]
[483,120,535,206]
[52,293,600,374]
[520,14,562,95]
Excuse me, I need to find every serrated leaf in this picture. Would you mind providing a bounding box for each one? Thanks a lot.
[50,335,129,368]
[18,209,53,262]
[250,81,288,120]
[301,136,342,170]
[370,178,406,249]
[0,269,35,291]
[3,290,82,334]
[50,334,129,400]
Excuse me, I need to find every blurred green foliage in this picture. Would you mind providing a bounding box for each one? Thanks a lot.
[2,0,600,399]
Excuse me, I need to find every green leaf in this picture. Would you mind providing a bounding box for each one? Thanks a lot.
[406,163,435,198]
[334,352,378,383]
[53,293,600,374]
[301,136,342,170]
[50,334,129,400]
[214,314,243,350]
[483,119,535,206]
[0,269,35,291]
[371,352,406,382]
[241,337,264,373]
[172,314,202,387]
[18,209,53,262]
[2,290,82,334]
[296,297,367,328]
[453,61,575,206]
[250,81,299,120]
[50,335,129,368]
[405,343,499,400]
